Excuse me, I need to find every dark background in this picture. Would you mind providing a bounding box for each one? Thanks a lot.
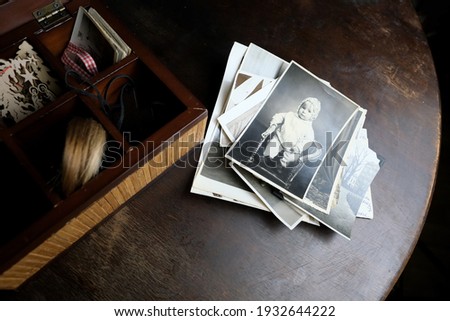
[387,0,450,300]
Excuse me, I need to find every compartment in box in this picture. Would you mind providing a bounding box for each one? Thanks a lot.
[0,37,65,127]
[87,58,187,144]
[12,96,123,197]
[0,143,53,247]
[34,3,137,82]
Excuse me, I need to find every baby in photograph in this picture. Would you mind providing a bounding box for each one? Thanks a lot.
[261,97,321,168]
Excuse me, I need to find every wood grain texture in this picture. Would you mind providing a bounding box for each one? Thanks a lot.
[0,119,206,290]
[1,0,440,300]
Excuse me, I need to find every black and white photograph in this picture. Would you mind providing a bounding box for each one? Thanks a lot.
[191,42,269,210]
[192,41,380,238]
[285,127,381,239]
[219,43,288,147]
[304,108,366,213]
[218,80,275,144]
[192,42,291,210]
[231,162,320,230]
[226,61,364,209]
[338,128,381,217]
[219,71,275,146]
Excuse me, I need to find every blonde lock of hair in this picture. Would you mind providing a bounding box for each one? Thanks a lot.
[61,117,107,195]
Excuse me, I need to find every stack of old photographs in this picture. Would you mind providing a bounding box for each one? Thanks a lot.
[191,42,381,240]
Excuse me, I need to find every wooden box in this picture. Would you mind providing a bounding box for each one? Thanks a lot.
[0,0,207,289]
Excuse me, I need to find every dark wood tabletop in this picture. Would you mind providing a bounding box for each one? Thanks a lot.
[3,0,440,300]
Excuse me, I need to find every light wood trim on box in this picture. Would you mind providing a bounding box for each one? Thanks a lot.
[0,118,206,290]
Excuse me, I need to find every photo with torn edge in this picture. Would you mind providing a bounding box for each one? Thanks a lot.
[283,126,381,239]
[304,108,366,213]
[339,128,381,218]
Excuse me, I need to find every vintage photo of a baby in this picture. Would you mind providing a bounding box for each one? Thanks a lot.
[226,61,361,201]
[261,97,321,168]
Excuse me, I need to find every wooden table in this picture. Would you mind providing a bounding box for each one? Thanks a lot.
[2,0,440,300]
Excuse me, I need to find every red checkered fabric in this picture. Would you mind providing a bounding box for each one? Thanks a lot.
[61,42,98,79]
